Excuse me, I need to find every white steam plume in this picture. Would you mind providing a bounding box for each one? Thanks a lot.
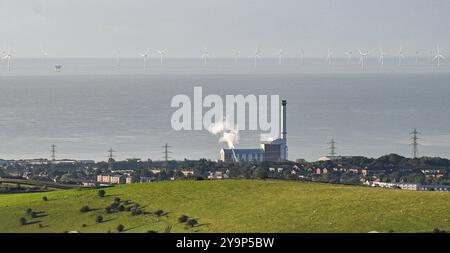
[207,117,239,149]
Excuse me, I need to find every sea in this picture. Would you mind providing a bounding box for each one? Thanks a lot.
[0,57,449,162]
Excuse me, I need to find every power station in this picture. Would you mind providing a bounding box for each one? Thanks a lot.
[219,99,288,162]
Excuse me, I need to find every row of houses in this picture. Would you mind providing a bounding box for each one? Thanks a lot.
[365,181,450,192]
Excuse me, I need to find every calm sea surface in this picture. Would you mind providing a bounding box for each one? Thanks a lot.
[0,58,449,161]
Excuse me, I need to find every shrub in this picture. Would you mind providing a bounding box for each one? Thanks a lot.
[114,197,121,203]
[116,224,125,232]
[105,206,112,214]
[80,206,90,213]
[95,215,104,223]
[186,219,198,227]
[154,210,164,217]
[30,211,37,218]
[433,228,446,233]
[131,208,142,216]
[110,202,120,209]
[178,215,189,223]
[98,190,106,198]
[147,230,158,233]
[19,217,27,226]
[82,224,87,228]
[42,196,48,201]
[26,208,33,215]
[118,205,125,212]
[123,200,129,205]
[125,206,132,212]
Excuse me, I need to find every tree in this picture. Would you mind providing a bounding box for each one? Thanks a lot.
[19,217,27,226]
[96,215,104,223]
[187,219,198,227]
[116,224,125,232]
[98,190,106,198]
[26,208,33,215]
[178,215,189,223]
[254,167,268,179]
[154,210,164,217]
[42,196,48,201]
[80,206,90,213]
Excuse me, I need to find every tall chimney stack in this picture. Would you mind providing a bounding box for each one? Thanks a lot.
[282,100,287,140]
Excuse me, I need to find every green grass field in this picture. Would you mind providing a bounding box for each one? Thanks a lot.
[0,179,449,233]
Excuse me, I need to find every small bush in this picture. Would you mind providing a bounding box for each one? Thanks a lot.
[116,224,125,232]
[98,190,106,198]
[131,208,142,216]
[118,205,125,212]
[178,215,189,223]
[110,202,120,209]
[125,206,132,212]
[114,197,121,203]
[26,208,33,215]
[30,211,37,218]
[154,210,164,217]
[42,196,48,201]
[82,224,87,228]
[80,206,90,213]
[186,219,198,227]
[433,228,446,233]
[105,206,112,214]
[96,215,104,223]
[123,200,129,205]
[19,217,27,226]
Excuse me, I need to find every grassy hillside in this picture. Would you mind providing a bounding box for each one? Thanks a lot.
[0,180,449,233]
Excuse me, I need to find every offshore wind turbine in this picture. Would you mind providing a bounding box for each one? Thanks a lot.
[345,51,352,61]
[298,48,304,64]
[358,48,369,70]
[140,48,150,71]
[278,47,283,65]
[156,48,167,65]
[253,45,261,68]
[40,45,49,58]
[433,45,445,70]
[2,50,12,72]
[378,48,385,68]
[397,47,405,66]
[201,47,209,65]
[233,48,239,63]
[326,48,333,65]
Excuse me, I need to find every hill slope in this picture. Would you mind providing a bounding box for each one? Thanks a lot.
[0,180,449,233]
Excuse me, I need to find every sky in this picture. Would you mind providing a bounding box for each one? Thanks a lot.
[0,0,449,58]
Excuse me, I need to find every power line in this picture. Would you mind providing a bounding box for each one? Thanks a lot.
[410,129,420,159]
[107,147,116,170]
[328,138,337,157]
[162,143,172,161]
[50,144,56,161]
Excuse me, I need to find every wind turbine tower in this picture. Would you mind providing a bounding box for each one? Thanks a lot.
[254,46,260,68]
[433,45,445,70]
[157,48,167,64]
[278,47,284,65]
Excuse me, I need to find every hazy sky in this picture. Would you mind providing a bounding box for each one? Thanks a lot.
[1,0,449,58]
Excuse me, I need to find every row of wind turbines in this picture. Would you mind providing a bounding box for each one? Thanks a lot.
[0,45,446,72]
